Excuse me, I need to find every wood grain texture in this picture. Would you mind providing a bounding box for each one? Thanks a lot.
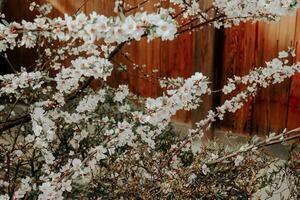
[191,0,215,137]
[287,10,300,130]
[221,22,257,135]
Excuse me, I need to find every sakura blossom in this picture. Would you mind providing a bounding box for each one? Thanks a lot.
[0,0,299,199]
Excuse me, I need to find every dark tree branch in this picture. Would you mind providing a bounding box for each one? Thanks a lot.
[0,42,126,133]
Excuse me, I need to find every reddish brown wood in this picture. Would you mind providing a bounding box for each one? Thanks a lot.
[221,22,256,135]
[287,10,300,130]
[222,12,300,136]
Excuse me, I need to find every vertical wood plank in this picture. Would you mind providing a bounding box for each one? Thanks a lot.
[287,10,300,130]
[192,0,215,136]
[221,22,256,135]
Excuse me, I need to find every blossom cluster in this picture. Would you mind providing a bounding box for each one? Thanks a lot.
[186,49,300,148]
[54,56,112,94]
[145,72,210,125]
[214,0,300,26]
[0,71,44,96]
[170,0,299,28]
[0,9,177,53]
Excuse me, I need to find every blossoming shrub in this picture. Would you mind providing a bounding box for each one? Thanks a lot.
[0,0,300,199]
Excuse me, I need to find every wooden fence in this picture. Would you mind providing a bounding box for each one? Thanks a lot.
[3,0,300,136]
[221,12,300,136]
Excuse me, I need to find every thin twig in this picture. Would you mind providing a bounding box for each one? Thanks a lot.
[75,0,90,15]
